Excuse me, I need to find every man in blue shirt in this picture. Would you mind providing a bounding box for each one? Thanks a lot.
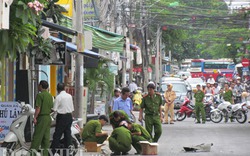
[113,87,134,121]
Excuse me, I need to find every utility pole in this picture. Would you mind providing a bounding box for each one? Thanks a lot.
[155,25,161,86]
[74,0,85,128]
[141,0,149,91]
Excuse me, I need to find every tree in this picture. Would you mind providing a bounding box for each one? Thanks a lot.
[0,0,66,60]
[84,60,114,114]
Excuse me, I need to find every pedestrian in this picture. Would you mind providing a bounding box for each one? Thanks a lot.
[109,110,130,129]
[112,87,135,122]
[163,83,176,124]
[194,84,206,124]
[128,78,138,93]
[138,83,163,142]
[126,121,152,154]
[82,115,109,144]
[109,88,121,113]
[109,121,132,155]
[51,83,74,155]
[30,80,53,156]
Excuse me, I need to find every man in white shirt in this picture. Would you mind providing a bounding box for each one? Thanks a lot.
[128,78,138,93]
[207,75,215,84]
[51,83,74,155]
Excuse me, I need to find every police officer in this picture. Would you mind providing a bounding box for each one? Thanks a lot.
[109,110,130,129]
[194,84,206,124]
[30,80,53,156]
[82,115,109,144]
[138,83,163,142]
[109,121,132,155]
[126,121,152,154]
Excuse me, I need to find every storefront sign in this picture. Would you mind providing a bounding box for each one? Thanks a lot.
[0,102,21,141]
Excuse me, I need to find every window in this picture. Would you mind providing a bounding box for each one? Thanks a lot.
[191,62,202,67]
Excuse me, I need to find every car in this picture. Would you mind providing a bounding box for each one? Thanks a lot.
[160,77,192,95]
[186,78,206,90]
[177,71,191,79]
[159,81,192,109]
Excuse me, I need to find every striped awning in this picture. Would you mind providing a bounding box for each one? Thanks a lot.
[60,16,125,53]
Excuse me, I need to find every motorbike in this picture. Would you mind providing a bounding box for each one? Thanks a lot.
[175,97,195,121]
[1,102,82,156]
[203,93,215,121]
[210,100,248,124]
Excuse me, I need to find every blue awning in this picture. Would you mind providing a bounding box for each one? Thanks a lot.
[49,36,101,58]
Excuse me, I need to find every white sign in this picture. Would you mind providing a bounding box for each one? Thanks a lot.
[0,102,22,141]
[0,0,13,29]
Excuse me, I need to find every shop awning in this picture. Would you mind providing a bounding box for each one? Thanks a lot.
[49,36,106,59]
[59,17,125,53]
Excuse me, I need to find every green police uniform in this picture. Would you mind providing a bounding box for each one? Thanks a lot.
[109,126,132,155]
[82,120,107,144]
[141,93,162,142]
[131,123,152,154]
[222,90,233,103]
[109,110,129,128]
[30,90,53,156]
[194,90,205,123]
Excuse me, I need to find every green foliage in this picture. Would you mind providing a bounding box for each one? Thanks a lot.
[147,0,249,61]
[0,0,39,59]
[43,0,67,23]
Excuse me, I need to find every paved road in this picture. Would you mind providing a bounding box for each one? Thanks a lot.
[78,111,250,156]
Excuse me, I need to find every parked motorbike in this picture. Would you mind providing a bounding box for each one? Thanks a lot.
[1,102,82,156]
[175,97,195,121]
[210,101,248,124]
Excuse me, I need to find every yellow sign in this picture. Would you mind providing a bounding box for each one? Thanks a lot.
[57,0,96,18]
[57,0,73,17]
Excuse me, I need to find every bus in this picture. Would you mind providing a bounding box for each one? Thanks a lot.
[190,59,235,81]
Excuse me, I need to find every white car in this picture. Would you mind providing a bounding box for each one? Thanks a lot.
[186,78,206,90]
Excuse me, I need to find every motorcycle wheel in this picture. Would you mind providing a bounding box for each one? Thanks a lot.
[176,112,186,121]
[235,110,247,124]
[210,111,223,123]
[59,136,79,156]
[1,142,16,156]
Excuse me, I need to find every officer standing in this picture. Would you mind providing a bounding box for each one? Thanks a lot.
[194,84,206,124]
[138,83,163,142]
[51,83,74,155]
[109,121,132,155]
[126,121,152,154]
[30,80,53,156]
[82,115,109,144]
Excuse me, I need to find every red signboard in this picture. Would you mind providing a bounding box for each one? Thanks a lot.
[242,58,249,67]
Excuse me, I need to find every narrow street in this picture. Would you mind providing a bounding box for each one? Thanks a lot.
[78,111,250,156]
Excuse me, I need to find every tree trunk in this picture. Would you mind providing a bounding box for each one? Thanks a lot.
[90,91,95,114]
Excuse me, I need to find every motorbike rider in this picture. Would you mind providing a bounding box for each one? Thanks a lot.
[234,80,245,103]
[213,82,221,95]
[244,80,250,93]
[218,73,227,88]
[205,82,214,95]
